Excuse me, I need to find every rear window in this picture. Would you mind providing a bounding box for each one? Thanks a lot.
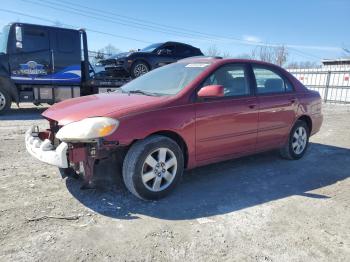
[253,67,293,94]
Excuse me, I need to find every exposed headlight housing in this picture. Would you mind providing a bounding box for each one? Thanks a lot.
[56,117,119,142]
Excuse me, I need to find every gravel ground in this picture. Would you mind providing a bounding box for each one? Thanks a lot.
[0,103,349,262]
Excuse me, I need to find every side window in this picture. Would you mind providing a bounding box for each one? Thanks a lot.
[57,30,76,53]
[176,45,193,57]
[203,65,250,97]
[253,67,293,94]
[22,27,49,52]
[159,45,175,55]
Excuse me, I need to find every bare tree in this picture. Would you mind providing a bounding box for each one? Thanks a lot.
[274,45,288,66]
[286,61,300,69]
[99,44,121,57]
[250,45,289,66]
[286,61,320,69]
[205,45,231,57]
[206,45,221,57]
[221,51,231,58]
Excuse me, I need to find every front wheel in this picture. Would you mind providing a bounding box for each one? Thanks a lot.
[0,86,11,115]
[122,135,184,200]
[130,61,149,78]
[280,120,310,160]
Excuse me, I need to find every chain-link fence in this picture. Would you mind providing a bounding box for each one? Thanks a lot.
[288,67,350,104]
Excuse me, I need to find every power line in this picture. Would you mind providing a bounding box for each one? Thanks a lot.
[26,0,214,41]
[28,0,324,60]
[0,8,151,44]
[2,3,326,61]
[51,0,215,41]
[59,0,229,38]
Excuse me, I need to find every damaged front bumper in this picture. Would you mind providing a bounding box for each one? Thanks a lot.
[25,125,122,188]
[25,126,68,168]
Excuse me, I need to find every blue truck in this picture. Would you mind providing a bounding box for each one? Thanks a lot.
[0,22,128,114]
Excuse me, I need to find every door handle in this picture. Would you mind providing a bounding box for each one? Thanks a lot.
[248,104,257,109]
[51,49,55,72]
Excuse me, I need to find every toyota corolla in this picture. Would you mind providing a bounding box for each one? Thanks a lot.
[25,57,323,200]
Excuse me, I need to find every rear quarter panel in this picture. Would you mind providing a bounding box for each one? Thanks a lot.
[295,90,323,136]
[283,69,323,136]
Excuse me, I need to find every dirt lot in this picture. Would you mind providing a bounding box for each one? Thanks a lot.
[0,103,349,262]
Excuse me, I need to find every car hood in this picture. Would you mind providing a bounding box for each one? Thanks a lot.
[101,51,154,64]
[100,52,133,65]
[42,93,171,125]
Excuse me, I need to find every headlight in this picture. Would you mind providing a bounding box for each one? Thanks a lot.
[56,117,119,142]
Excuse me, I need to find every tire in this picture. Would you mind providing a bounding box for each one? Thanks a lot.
[122,135,184,200]
[280,120,310,160]
[130,61,149,78]
[0,86,11,115]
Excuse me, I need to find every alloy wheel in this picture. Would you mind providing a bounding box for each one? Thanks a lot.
[141,147,178,192]
[292,126,307,154]
[134,64,148,77]
[0,91,6,111]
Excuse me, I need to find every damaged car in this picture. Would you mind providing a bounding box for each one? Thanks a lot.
[100,41,203,78]
[25,57,323,200]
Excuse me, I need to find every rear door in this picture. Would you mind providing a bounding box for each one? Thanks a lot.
[9,25,52,84]
[252,65,297,151]
[50,29,81,84]
[195,63,258,163]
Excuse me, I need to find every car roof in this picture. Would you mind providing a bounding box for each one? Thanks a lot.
[163,41,198,48]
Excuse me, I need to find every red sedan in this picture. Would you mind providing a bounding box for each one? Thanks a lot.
[25,57,323,200]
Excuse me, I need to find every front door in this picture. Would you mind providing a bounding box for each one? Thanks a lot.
[50,29,81,84]
[195,64,259,163]
[252,65,297,151]
[154,44,177,68]
[9,24,52,84]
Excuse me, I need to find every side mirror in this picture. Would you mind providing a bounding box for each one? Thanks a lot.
[15,25,23,49]
[197,85,224,99]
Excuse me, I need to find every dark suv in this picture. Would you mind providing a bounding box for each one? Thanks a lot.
[100,41,203,78]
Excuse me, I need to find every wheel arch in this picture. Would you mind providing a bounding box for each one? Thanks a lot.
[128,130,189,169]
[297,115,312,133]
[131,59,151,70]
[0,76,19,104]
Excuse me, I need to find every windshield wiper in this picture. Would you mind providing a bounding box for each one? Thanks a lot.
[126,89,161,96]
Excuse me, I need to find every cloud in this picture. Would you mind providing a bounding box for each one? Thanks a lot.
[242,35,262,43]
[240,35,341,52]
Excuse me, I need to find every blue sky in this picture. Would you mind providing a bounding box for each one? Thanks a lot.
[0,0,349,63]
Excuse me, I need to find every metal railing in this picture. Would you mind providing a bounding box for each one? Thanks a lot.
[288,67,350,104]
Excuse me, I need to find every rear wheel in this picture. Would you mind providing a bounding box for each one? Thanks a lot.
[0,86,11,115]
[122,135,184,200]
[280,120,309,160]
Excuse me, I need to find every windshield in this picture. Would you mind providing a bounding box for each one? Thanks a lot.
[121,62,211,96]
[140,43,163,52]
[0,25,10,54]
